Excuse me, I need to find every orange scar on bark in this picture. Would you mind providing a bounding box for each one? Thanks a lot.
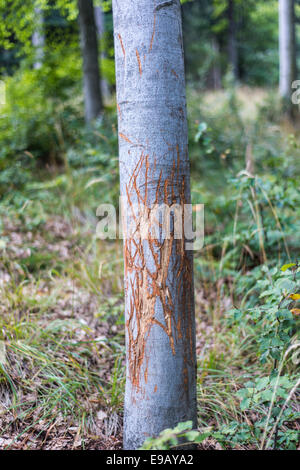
[119,133,133,144]
[136,49,142,76]
[149,14,156,52]
[117,103,122,119]
[125,153,193,392]
[118,33,126,58]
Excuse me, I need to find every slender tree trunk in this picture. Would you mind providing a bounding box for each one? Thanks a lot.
[227,0,238,80]
[112,0,197,450]
[279,0,296,101]
[78,0,102,122]
[94,5,110,102]
[211,37,222,89]
[32,7,45,70]
[245,141,255,175]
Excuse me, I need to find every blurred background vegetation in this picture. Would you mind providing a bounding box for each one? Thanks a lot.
[0,0,299,450]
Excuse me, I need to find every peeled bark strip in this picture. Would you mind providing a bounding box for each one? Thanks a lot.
[78,0,102,122]
[279,0,296,100]
[112,0,197,450]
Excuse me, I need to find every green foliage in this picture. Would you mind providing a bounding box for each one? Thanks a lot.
[141,421,210,450]
[190,84,300,272]
[232,263,300,359]
[235,374,299,448]
[247,265,298,363]
[182,0,279,86]
[188,85,299,450]
[222,263,300,449]
[0,0,77,52]
[241,0,279,85]
[0,66,78,195]
[0,56,118,199]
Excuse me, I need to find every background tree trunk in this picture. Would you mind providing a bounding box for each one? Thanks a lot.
[78,0,102,122]
[210,37,222,89]
[32,7,45,70]
[112,0,197,450]
[279,0,296,101]
[227,0,239,80]
[94,5,110,102]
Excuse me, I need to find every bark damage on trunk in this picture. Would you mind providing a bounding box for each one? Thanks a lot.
[112,0,197,450]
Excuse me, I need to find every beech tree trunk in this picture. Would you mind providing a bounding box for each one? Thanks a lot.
[112,0,197,450]
[279,0,297,104]
[227,0,238,81]
[32,7,45,70]
[78,0,102,122]
[94,5,110,102]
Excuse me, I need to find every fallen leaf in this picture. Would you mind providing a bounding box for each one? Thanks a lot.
[289,294,300,300]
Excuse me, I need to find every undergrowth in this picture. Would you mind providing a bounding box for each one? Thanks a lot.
[0,85,299,449]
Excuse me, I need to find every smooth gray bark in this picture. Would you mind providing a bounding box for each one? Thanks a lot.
[279,0,296,100]
[112,0,197,450]
[32,7,45,70]
[78,0,102,122]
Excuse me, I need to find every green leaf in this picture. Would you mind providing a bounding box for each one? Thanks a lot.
[240,398,251,410]
[194,432,210,443]
[175,421,193,432]
[185,430,200,441]
[195,122,208,142]
[256,377,269,391]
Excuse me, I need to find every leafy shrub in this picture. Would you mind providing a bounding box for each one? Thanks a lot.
[141,421,209,450]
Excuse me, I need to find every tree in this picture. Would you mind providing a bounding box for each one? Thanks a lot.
[227,0,239,80]
[279,0,297,103]
[94,5,110,102]
[112,0,197,450]
[78,0,102,122]
[32,7,45,70]
[210,36,222,89]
